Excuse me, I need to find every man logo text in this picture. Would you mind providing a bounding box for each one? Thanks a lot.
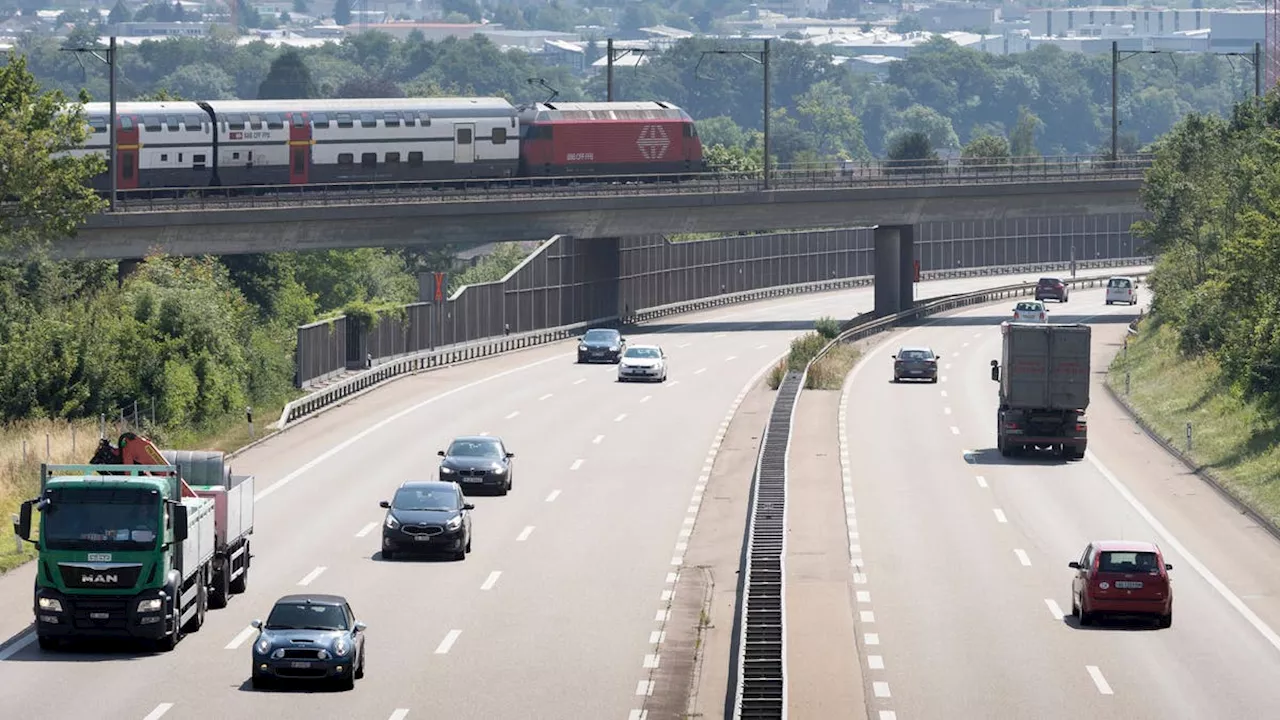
[81,574,119,584]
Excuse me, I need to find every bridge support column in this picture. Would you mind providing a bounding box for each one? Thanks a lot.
[873,225,915,317]
[116,258,142,286]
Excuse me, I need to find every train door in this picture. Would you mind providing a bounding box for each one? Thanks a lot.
[116,115,140,190]
[454,124,475,164]
[288,112,311,184]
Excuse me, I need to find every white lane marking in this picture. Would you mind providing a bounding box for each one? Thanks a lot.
[678,342,692,348]
[667,380,681,387]
[225,625,256,650]
[253,350,579,501]
[516,526,535,542]
[865,633,880,645]
[868,654,885,670]
[479,431,489,436]
[142,704,174,720]
[388,710,410,720]
[940,390,948,397]
[945,363,952,370]
[0,632,35,660]
[756,344,768,349]
[615,413,628,422]
[880,712,898,720]
[628,711,649,720]
[636,680,655,696]
[873,682,891,698]
[297,566,326,586]
[649,630,665,644]
[434,629,462,654]
[1014,549,1032,566]
[962,342,970,347]
[671,556,683,565]
[661,589,674,602]
[860,610,875,622]
[573,378,586,385]
[974,333,982,338]
[1086,665,1114,695]
[640,395,652,403]
[976,475,988,488]
[993,509,1008,523]
[539,393,553,401]
[944,407,952,415]
[714,333,727,338]
[570,459,584,471]
[480,571,502,591]
[941,376,948,382]
[950,426,960,435]
[504,411,520,419]
[853,572,867,584]
[655,609,670,622]
[856,591,871,603]
[726,356,737,361]
[593,434,604,444]
[643,653,661,668]
[694,367,707,374]
[666,572,678,583]
[1087,450,1280,653]
[1045,599,1066,620]
[354,521,378,538]
[545,490,561,502]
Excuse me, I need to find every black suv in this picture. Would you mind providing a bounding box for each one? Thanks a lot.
[1035,277,1069,302]
[577,328,626,363]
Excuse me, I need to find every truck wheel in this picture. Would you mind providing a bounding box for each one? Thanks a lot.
[155,611,180,652]
[229,555,249,595]
[209,568,230,609]
[182,581,207,633]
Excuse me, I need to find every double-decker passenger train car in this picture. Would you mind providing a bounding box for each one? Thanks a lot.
[69,96,705,192]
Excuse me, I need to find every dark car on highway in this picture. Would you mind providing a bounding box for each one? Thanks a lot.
[1069,540,1173,628]
[1035,276,1070,302]
[380,480,474,561]
[438,436,514,495]
[577,327,626,363]
[892,346,939,383]
[250,594,366,690]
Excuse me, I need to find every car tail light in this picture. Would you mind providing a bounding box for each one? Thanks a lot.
[1004,421,1019,429]
[1039,313,1045,320]
[1076,423,1086,431]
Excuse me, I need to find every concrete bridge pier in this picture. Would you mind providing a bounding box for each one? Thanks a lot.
[873,225,916,317]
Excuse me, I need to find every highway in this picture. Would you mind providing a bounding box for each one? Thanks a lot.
[0,267,1148,720]
[842,288,1280,719]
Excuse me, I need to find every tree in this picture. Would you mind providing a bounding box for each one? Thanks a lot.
[335,75,404,98]
[1009,105,1044,157]
[257,50,316,99]
[961,134,1010,167]
[333,0,351,25]
[898,104,960,152]
[107,0,133,25]
[292,0,310,13]
[448,243,532,295]
[796,80,869,160]
[884,130,940,172]
[0,55,107,256]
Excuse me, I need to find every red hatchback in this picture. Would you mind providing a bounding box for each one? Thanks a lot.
[1069,540,1173,628]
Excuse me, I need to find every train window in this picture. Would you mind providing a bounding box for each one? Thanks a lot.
[408,151,423,167]
[338,153,354,165]
[120,116,134,130]
[360,112,376,128]
[292,113,305,128]
[361,152,376,167]
[384,112,401,127]
[88,117,107,134]
[419,112,431,127]
[266,114,284,130]
[682,124,692,138]
[336,113,353,129]
[193,154,206,167]
[142,115,162,132]
[160,153,168,162]
[232,152,240,160]
[293,149,305,174]
[122,153,134,179]
[313,113,331,128]
[228,114,245,130]
[165,115,181,131]
[492,127,506,145]
[183,114,204,130]
[178,153,183,163]
[385,152,401,163]
[456,128,473,145]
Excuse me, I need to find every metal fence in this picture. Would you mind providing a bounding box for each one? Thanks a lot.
[293,212,1149,388]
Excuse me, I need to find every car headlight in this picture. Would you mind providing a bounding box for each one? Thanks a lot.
[334,637,350,656]
[578,344,587,351]
[385,514,400,530]
[137,598,163,613]
[445,516,462,531]
[610,345,619,351]
[257,638,271,655]
[491,466,506,474]
[271,647,285,659]
[317,649,332,660]
[38,597,62,612]
[439,466,454,474]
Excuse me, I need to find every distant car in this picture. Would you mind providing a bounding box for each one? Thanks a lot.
[1069,540,1173,628]
[438,436,514,495]
[1105,276,1139,306]
[892,346,939,383]
[577,328,625,363]
[617,344,668,382]
[379,480,474,561]
[1035,277,1069,302]
[1012,300,1048,323]
[250,594,367,690]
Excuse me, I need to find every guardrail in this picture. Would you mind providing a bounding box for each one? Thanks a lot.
[104,153,1154,213]
[274,256,1154,430]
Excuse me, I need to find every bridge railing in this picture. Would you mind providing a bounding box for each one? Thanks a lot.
[101,153,1154,212]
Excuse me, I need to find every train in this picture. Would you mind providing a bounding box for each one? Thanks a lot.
[63,97,707,192]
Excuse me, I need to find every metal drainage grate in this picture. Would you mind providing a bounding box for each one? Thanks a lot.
[733,369,802,719]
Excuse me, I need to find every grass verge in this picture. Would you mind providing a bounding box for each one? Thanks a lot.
[0,397,294,575]
[766,322,862,391]
[1106,318,1280,528]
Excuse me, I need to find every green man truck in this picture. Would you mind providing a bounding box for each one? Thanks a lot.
[13,444,254,651]
[989,320,1091,460]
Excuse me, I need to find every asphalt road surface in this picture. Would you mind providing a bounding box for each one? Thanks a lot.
[0,266,1148,720]
[842,288,1280,720]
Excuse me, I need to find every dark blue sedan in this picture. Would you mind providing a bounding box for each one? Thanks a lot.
[250,594,367,690]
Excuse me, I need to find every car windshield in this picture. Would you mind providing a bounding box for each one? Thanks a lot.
[584,329,617,342]
[447,439,503,458]
[1015,302,1041,311]
[1108,278,1132,288]
[265,602,348,631]
[392,487,459,512]
[625,347,660,359]
[1098,550,1160,573]
[40,487,160,551]
[1039,278,1060,285]
[898,350,933,361]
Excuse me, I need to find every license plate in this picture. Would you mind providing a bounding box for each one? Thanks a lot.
[1115,581,1144,589]
[414,535,432,542]
[461,477,482,483]
[289,661,312,669]
[89,612,109,620]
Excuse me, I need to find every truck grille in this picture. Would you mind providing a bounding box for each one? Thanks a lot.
[58,563,142,590]
[71,597,131,630]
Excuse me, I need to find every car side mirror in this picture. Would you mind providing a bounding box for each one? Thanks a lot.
[172,503,189,543]
[14,500,32,543]
[890,354,896,359]
[1068,561,1081,569]
[990,364,1000,382]
[379,500,390,509]
[463,503,475,511]
[620,337,627,343]
[1165,563,1173,571]
[437,450,445,457]
[250,619,262,629]
[506,452,515,458]
[935,354,942,358]
[354,622,367,632]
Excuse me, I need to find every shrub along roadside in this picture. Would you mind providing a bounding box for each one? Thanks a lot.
[1106,318,1280,529]
[766,317,862,391]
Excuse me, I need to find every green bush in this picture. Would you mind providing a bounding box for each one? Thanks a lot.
[787,332,829,369]
[814,316,840,339]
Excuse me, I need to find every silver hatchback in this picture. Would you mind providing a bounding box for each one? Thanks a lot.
[892,346,939,383]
